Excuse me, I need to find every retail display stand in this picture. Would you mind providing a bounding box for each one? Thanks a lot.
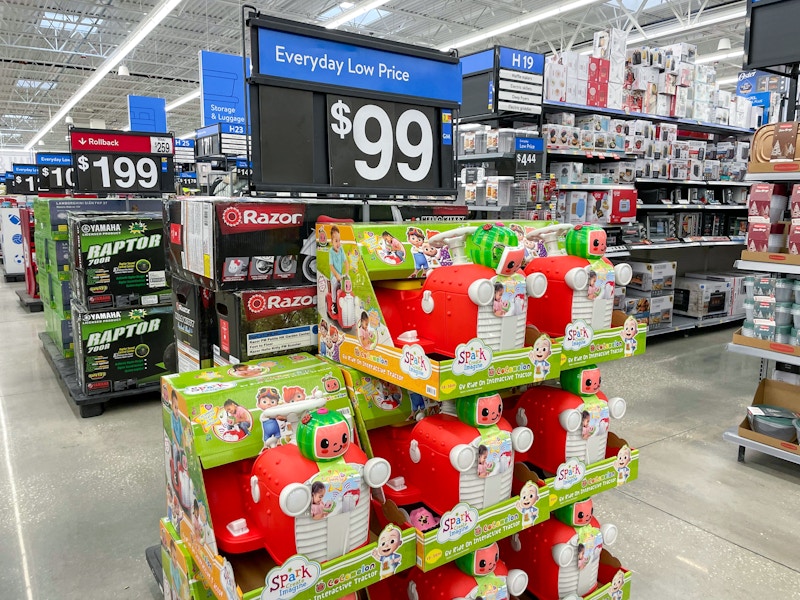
[722,122,800,464]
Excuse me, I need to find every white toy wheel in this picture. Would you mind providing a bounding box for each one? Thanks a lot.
[608,396,627,419]
[364,457,391,488]
[614,263,633,286]
[526,272,548,298]
[506,569,529,596]
[468,279,495,306]
[450,444,476,472]
[560,409,583,433]
[553,542,575,567]
[511,426,534,453]
[427,226,478,248]
[565,267,589,291]
[250,475,261,504]
[279,483,312,517]
[602,523,619,546]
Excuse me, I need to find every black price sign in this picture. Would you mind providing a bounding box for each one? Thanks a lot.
[70,129,174,194]
[249,16,460,196]
[235,159,252,177]
[9,165,39,195]
[515,136,544,175]
[327,96,440,190]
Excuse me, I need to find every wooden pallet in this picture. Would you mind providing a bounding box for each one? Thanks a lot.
[39,332,159,417]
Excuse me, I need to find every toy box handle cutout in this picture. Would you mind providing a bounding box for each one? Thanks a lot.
[427,226,479,265]
[524,223,574,256]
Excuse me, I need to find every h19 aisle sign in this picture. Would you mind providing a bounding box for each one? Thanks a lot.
[248,15,461,196]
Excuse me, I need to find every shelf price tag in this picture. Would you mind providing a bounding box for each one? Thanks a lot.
[9,164,39,195]
[515,136,544,175]
[36,153,74,192]
[70,129,174,194]
[235,159,252,178]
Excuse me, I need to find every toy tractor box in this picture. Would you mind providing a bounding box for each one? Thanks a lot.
[213,285,319,366]
[162,354,417,600]
[68,212,171,310]
[340,364,552,572]
[172,275,217,373]
[163,198,358,291]
[72,304,173,396]
[315,220,563,400]
[160,519,216,600]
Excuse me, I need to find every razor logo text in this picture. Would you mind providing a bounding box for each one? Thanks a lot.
[242,210,303,225]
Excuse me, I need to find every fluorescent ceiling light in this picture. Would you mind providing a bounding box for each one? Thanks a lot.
[626,5,746,45]
[324,0,391,30]
[695,49,744,65]
[438,0,605,51]
[166,89,201,112]
[25,0,187,150]
[716,76,739,86]
[178,131,196,140]
[340,2,355,8]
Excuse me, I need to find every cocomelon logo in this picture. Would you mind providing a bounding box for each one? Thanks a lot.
[261,555,321,600]
[437,502,479,544]
[554,457,586,491]
[452,339,493,377]
[563,320,594,352]
[400,344,433,380]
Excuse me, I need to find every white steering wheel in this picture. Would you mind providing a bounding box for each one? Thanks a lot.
[427,226,479,249]
[524,223,574,242]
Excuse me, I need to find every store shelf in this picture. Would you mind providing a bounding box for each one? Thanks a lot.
[696,314,745,328]
[723,427,800,464]
[546,148,628,160]
[456,152,515,162]
[629,241,701,250]
[702,204,748,210]
[542,100,756,136]
[646,315,699,336]
[557,183,636,190]
[744,172,800,182]
[636,203,703,210]
[636,178,751,187]
[605,250,631,258]
[726,342,800,367]
[466,205,506,212]
[734,259,800,276]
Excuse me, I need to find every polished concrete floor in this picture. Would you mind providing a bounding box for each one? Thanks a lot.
[0,276,798,599]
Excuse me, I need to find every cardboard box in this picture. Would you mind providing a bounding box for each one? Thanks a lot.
[564,191,590,224]
[163,354,418,599]
[789,224,800,255]
[214,285,319,365]
[587,57,610,82]
[550,161,584,185]
[673,277,731,318]
[160,519,215,600]
[68,212,171,310]
[545,61,567,101]
[746,222,770,253]
[748,183,786,221]
[737,378,800,456]
[576,114,610,132]
[628,289,673,328]
[790,184,800,221]
[586,80,608,107]
[627,261,677,292]
[733,327,800,357]
[685,271,748,317]
[72,303,173,396]
[172,276,217,373]
[33,197,163,240]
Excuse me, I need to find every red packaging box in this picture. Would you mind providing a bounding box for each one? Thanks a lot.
[789,224,800,255]
[588,57,610,82]
[747,222,770,252]
[587,80,609,107]
[790,184,800,221]
[748,183,787,221]
[610,189,638,223]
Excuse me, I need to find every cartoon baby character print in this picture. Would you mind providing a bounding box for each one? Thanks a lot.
[609,569,626,600]
[256,386,282,448]
[614,445,632,485]
[621,316,638,357]
[516,480,540,526]
[407,226,428,277]
[372,524,404,579]
[530,335,552,381]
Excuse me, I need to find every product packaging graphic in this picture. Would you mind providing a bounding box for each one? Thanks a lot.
[164,198,357,291]
[33,196,163,240]
[315,220,563,400]
[161,519,216,600]
[214,285,319,365]
[73,304,173,395]
[162,353,416,600]
[69,212,171,309]
[172,275,217,373]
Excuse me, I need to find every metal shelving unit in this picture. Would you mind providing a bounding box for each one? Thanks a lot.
[557,183,636,191]
[724,258,800,464]
[647,314,743,337]
[456,152,516,162]
[744,172,800,182]
[636,178,751,187]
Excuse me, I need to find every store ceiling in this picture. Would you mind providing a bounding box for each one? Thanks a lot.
[0,0,747,153]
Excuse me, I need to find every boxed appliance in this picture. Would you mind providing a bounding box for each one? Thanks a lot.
[627,289,674,329]
[594,189,638,225]
[673,277,731,318]
[737,379,800,456]
[33,197,163,240]
[172,276,217,373]
[68,212,171,310]
[685,272,749,317]
[628,261,677,292]
[164,198,354,291]
[550,162,584,185]
[213,285,319,365]
[621,295,650,325]
[563,191,591,223]
[72,304,174,395]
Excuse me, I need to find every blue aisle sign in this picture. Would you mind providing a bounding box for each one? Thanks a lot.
[199,50,248,127]
[461,49,494,76]
[127,95,167,133]
[499,47,544,74]
[36,153,72,165]
[256,27,462,103]
[175,139,195,149]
